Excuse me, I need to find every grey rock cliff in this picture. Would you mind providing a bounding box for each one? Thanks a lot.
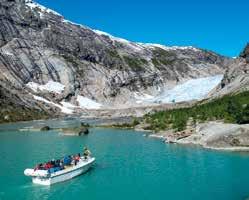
[240,43,249,62]
[209,47,249,98]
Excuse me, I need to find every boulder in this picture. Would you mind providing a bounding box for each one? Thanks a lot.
[40,126,50,131]
[4,115,10,121]
[79,127,89,135]
[80,122,90,128]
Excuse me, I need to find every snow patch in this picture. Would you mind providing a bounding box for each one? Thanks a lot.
[27,81,65,94]
[62,19,88,29]
[93,29,129,43]
[60,101,77,109]
[93,30,115,38]
[77,95,102,109]
[142,43,200,52]
[2,49,14,56]
[93,29,145,52]
[25,0,62,17]
[33,95,73,114]
[153,75,223,103]
[134,92,154,104]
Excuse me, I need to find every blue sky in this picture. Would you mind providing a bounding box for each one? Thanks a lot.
[36,0,249,57]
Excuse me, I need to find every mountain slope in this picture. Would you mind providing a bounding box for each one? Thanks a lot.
[0,0,233,121]
[209,45,249,98]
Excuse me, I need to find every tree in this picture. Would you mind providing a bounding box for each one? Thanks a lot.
[237,105,249,124]
[227,99,242,123]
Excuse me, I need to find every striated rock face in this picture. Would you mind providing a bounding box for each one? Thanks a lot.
[240,43,249,62]
[0,0,233,120]
[209,48,249,98]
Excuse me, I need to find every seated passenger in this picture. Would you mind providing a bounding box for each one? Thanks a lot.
[59,160,64,169]
[63,156,72,165]
[73,154,81,165]
[51,159,55,166]
[44,162,53,170]
[55,159,61,167]
[34,163,43,171]
[75,153,80,161]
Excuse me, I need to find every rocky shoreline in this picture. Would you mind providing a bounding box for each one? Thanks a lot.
[147,121,249,151]
[2,113,249,152]
[78,115,249,152]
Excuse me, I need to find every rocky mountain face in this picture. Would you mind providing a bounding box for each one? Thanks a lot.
[0,0,235,121]
[0,82,50,123]
[209,45,249,98]
[240,43,249,62]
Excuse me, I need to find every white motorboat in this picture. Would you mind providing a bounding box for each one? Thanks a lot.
[24,157,95,185]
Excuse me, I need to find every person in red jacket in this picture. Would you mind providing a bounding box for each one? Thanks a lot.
[44,162,52,170]
[73,153,81,165]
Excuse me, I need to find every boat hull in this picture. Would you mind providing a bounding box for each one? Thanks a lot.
[30,157,95,186]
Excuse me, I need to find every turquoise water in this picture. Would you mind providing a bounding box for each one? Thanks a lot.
[0,120,249,200]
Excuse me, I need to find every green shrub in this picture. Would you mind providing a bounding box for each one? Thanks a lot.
[237,104,249,124]
[123,56,147,71]
[144,91,249,132]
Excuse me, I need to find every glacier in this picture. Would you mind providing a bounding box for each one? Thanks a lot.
[135,75,223,104]
[153,75,223,103]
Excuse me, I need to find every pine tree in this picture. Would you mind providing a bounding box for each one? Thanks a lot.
[238,105,249,124]
[227,99,242,123]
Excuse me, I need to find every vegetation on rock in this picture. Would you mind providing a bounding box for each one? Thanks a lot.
[151,47,176,67]
[123,55,148,71]
[100,118,140,129]
[143,91,249,132]
[0,104,49,124]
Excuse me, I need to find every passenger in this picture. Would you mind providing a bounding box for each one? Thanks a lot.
[44,162,53,170]
[63,155,72,166]
[55,159,60,167]
[44,162,48,170]
[70,155,74,165]
[34,163,43,171]
[83,147,91,159]
[74,154,79,161]
[73,158,77,166]
[41,163,46,170]
[51,159,55,166]
[48,162,52,169]
[59,160,64,169]
[74,154,80,165]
